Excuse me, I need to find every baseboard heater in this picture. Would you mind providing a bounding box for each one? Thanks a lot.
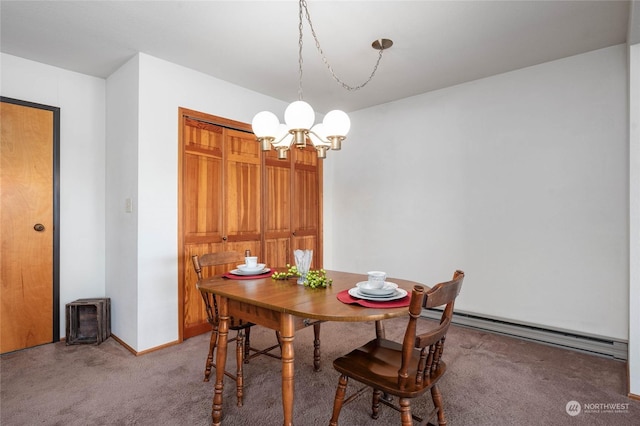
[421,309,628,360]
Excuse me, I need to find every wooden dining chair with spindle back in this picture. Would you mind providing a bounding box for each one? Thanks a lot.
[329,270,465,426]
[192,251,281,407]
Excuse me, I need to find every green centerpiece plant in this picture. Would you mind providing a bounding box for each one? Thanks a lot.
[272,264,333,288]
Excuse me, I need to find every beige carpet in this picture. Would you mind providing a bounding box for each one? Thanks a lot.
[1,317,639,425]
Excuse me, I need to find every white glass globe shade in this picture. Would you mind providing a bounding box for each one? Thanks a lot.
[274,123,289,139]
[309,123,329,145]
[274,124,293,145]
[323,110,351,136]
[284,101,315,130]
[252,111,279,138]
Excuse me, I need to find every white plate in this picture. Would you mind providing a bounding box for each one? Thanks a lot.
[356,281,398,296]
[237,263,266,272]
[229,268,271,276]
[348,287,408,302]
[357,290,400,299]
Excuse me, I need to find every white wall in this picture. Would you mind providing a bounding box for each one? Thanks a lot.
[105,53,288,351]
[105,56,140,347]
[326,45,628,340]
[0,53,106,336]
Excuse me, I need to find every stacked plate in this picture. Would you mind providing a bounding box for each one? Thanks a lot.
[348,281,407,301]
[229,263,270,276]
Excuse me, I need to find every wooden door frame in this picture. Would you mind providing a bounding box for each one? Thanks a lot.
[1,96,61,342]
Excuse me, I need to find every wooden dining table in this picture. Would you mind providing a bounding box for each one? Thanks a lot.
[196,269,422,426]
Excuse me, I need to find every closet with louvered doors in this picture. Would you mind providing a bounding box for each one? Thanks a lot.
[178,107,323,340]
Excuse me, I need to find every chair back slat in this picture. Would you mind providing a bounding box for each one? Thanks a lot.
[415,317,451,349]
[192,251,244,280]
[422,270,464,309]
[198,251,245,268]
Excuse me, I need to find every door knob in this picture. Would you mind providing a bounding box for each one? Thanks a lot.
[33,223,45,232]
[222,236,227,241]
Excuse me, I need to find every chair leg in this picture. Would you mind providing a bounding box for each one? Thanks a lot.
[203,327,218,382]
[235,329,245,407]
[243,327,251,364]
[431,385,447,426]
[371,389,382,419]
[329,374,349,426]
[399,397,412,426]
[313,322,321,371]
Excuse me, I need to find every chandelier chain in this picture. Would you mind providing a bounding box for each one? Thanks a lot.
[298,1,305,101]
[299,0,385,92]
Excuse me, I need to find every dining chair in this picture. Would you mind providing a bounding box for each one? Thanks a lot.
[192,252,282,407]
[329,270,465,426]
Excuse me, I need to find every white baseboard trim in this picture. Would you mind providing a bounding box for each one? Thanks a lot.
[421,309,628,360]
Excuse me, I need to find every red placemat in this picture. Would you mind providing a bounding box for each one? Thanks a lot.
[337,289,410,308]
[223,270,275,280]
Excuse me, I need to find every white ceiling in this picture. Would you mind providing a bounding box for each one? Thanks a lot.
[0,1,633,114]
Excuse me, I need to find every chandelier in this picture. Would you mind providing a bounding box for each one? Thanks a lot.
[251,0,392,159]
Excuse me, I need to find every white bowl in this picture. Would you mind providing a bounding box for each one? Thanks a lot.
[237,263,265,272]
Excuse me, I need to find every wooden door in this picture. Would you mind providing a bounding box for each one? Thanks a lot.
[263,148,292,269]
[223,128,262,254]
[291,146,323,269]
[1,98,60,353]
[178,109,261,340]
[263,145,323,269]
[181,115,223,339]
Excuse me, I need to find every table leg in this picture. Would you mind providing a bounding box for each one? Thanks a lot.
[375,320,391,402]
[313,322,321,372]
[375,320,385,339]
[281,313,295,426]
[212,296,229,426]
